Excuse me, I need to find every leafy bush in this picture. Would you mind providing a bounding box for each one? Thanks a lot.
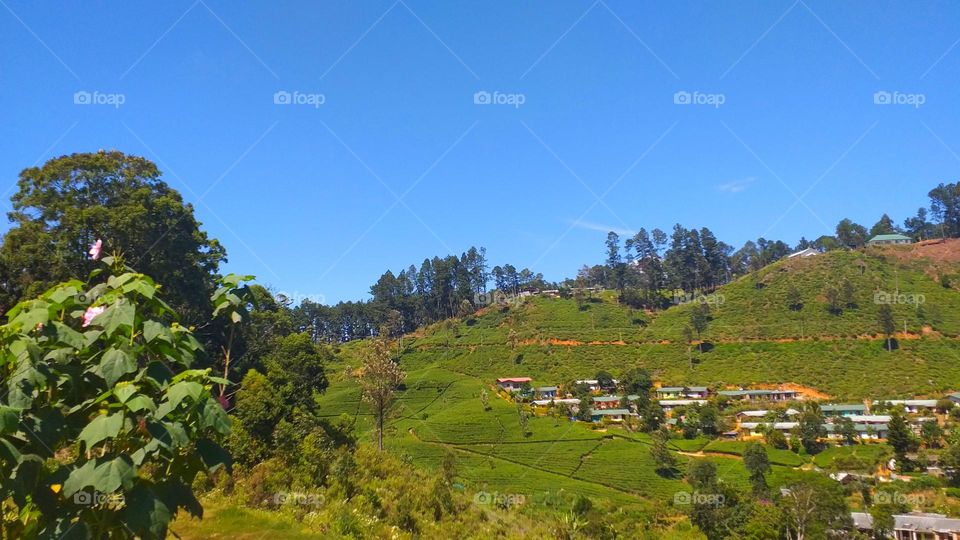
[0,257,235,538]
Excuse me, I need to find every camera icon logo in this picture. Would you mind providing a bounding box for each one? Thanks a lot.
[473,91,492,105]
[674,491,691,505]
[74,91,92,105]
[73,491,92,505]
[274,90,292,105]
[673,91,691,105]
[873,91,892,105]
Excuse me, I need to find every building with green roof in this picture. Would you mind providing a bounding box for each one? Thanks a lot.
[867,233,912,246]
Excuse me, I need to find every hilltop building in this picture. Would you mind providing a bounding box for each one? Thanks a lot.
[867,233,913,246]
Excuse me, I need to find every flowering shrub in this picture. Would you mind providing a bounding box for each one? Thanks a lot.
[0,254,238,538]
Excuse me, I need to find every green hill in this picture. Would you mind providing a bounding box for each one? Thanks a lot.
[316,242,960,522]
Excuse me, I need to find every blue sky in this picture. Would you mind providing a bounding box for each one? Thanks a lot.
[1,1,958,303]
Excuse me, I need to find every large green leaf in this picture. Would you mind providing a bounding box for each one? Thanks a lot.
[147,421,189,449]
[47,284,81,305]
[123,484,171,539]
[199,398,231,434]
[42,347,74,364]
[197,438,231,472]
[143,320,172,343]
[0,437,22,463]
[96,347,136,386]
[62,459,96,497]
[51,322,85,349]
[131,439,161,466]
[91,456,135,493]
[0,406,20,434]
[12,306,51,332]
[96,300,136,335]
[77,412,124,450]
[125,395,155,413]
[113,383,137,403]
[164,381,204,410]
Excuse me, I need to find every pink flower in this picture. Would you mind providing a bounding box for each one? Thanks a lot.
[217,394,230,410]
[82,305,106,328]
[88,239,102,260]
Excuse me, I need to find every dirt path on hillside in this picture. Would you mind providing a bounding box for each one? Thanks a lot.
[677,451,741,460]
[414,331,956,351]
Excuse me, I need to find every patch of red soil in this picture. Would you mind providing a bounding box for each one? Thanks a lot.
[877,238,960,264]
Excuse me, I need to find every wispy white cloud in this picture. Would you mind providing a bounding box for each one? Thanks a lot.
[717,176,757,193]
[571,219,635,236]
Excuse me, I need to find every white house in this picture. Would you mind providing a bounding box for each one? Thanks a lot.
[496,377,532,392]
[852,512,960,538]
[656,386,709,399]
[877,399,937,414]
[658,399,707,411]
[787,248,819,258]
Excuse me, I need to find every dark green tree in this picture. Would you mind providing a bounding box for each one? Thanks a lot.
[742,443,770,497]
[836,218,869,248]
[878,303,896,351]
[870,214,899,236]
[887,407,913,460]
[786,284,803,311]
[0,151,225,325]
[797,403,826,454]
[836,415,858,445]
[928,182,960,238]
[263,332,331,412]
[689,303,711,352]
[620,367,653,408]
[841,278,857,308]
[825,286,842,315]
[650,428,676,475]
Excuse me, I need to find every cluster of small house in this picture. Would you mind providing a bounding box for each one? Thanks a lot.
[495,378,951,442]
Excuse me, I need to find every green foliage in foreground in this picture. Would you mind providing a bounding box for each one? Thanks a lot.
[179,444,705,539]
[0,260,235,538]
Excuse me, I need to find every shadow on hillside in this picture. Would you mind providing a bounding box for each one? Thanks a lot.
[655,467,679,479]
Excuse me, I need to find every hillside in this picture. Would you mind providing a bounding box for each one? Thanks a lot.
[372,242,960,398]
[310,242,960,527]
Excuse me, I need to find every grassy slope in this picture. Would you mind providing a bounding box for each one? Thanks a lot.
[311,246,959,519]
